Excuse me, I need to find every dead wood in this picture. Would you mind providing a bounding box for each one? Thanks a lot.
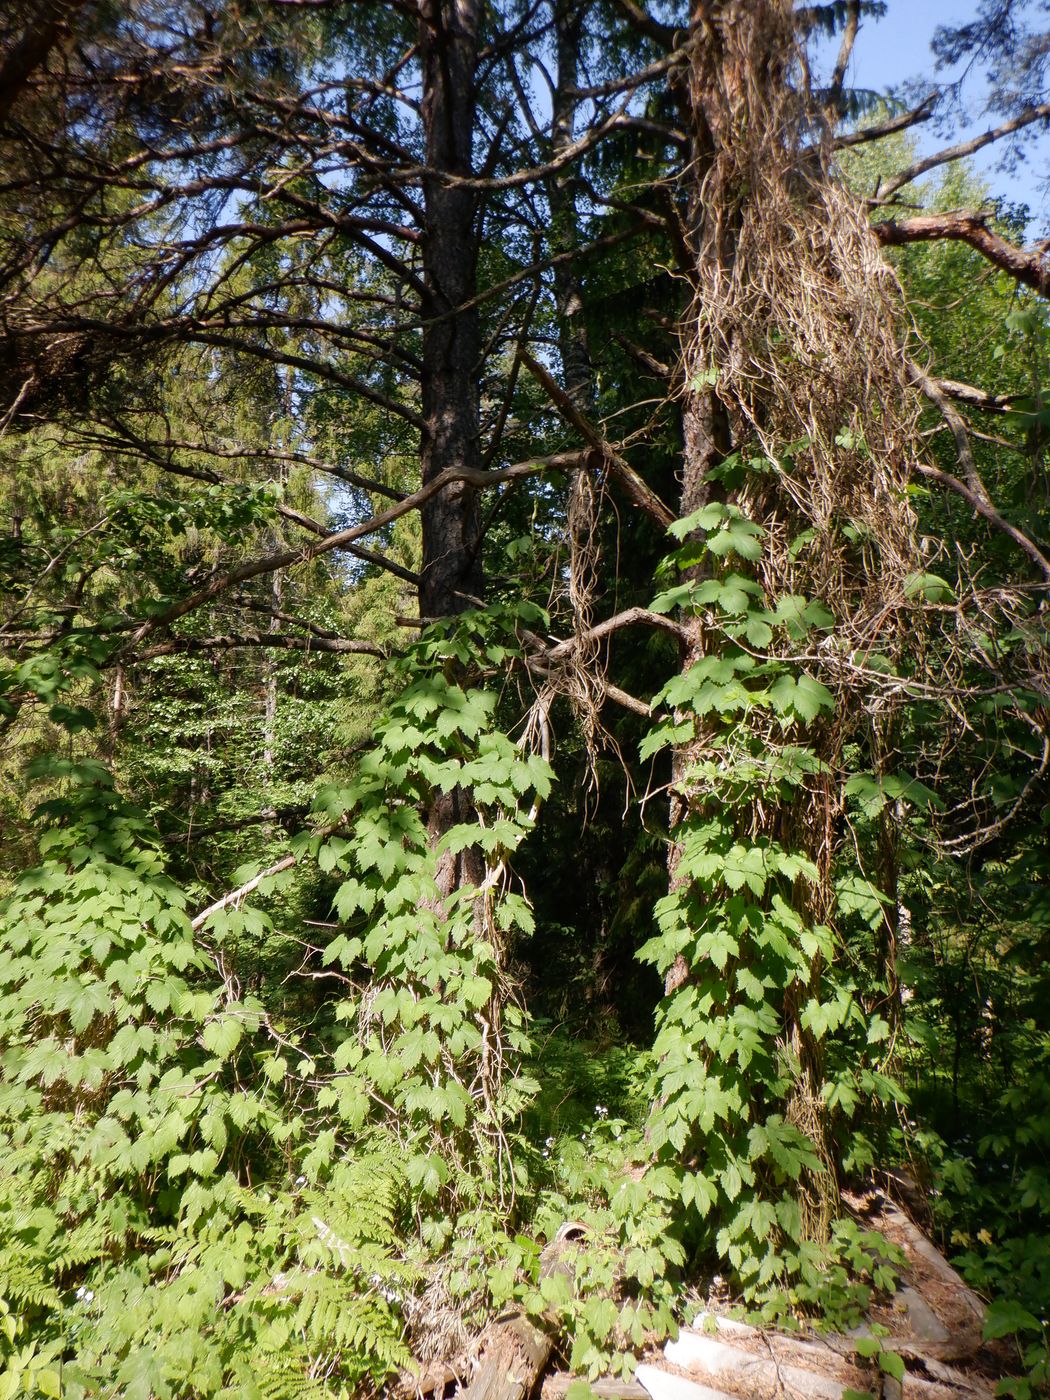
[542,1373,649,1398]
[845,1188,987,1362]
[662,1320,997,1400]
[456,1312,552,1400]
[633,1191,1005,1400]
[423,1193,1004,1400]
[457,1226,592,1400]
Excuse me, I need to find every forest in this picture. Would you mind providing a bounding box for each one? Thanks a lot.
[0,0,1048,1396]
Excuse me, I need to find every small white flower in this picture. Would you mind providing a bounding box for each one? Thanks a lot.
[545,1136,555,1148]
[295,1175,306,1186]
[595,1104,608,1119]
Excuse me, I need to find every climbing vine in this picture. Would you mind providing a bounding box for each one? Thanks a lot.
[642,503,905,1319]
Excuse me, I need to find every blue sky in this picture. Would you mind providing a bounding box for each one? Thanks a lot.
[813,0,1050,230]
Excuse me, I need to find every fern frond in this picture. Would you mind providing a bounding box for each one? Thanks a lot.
[0,1256,61,1311]
[254,1362,337,1400]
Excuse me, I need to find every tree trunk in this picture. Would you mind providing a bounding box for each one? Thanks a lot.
[548,1,593,416]
[666,0,841,1232]
[546,0,610,762]
[417,0,488,897]
[418,0,484,625]
[458,1315,551,1400]
[663,1,735,996]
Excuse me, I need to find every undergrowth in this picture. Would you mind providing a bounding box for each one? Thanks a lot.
[0,588,1029,1397]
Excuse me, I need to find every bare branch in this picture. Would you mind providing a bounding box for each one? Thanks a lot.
[834,95,937,148]
[909,361,992,504]
[420,105,682,192]
[519,350,676,528]
[610,0,678,50]
[544,607,688,660]
[162,807,307,844]
[191,853,300,932]
[447,222,647,321]
[69,420,420,586]
[276,504,421,585]
[567,49,691,101]
[119,453,589,652]
[138,632,386,660]
[908,360,1050,577]
[874,102,1050,202]
[89,430,405,501]
[875,210,1050,298]
[913,460,1050,582]
[600,683,652,717]
[826,1,861,115]
[611,331,671,378]
[934,378,1018,413]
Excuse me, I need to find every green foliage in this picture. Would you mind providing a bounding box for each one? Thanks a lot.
[0,757,420,1397]
[506,1034,681,1378]
[1,14,1049,1393]
[298,608,554,1210]
[642,509,904,1319]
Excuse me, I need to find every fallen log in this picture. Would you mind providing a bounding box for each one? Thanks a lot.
[666,1327,856,1400]
[850,1190,986,1362]
[457,1311,552,1400]
[634,1364,738,1400]
[431,1186,1003,1400]
[663,1321,997,1400]
[457,1225,590,1400]
[541,1374,649,1398]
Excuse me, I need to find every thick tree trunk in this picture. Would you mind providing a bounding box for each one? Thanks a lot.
[548,1,593,415]
[418,0,484,624]
[665,389,732,996]
[663,2,734,997]
[417,0,487,896]
[667,0,844,1229]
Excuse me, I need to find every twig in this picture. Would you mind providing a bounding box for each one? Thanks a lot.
[909,362,992,505]
[913,460,1050,582]
[518,350,676,527]
[191,853,299,931]
[835,96,937,149]
[119,452,587,653]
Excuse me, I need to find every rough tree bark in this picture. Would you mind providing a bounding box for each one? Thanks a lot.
[417,0,488,895]
[418,0,485,626]
[548,0,594,415]
[664,0,735,996]
[664,0,845,1237]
